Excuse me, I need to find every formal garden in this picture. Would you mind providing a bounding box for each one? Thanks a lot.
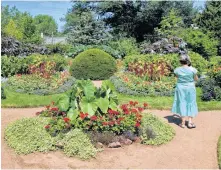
[1,1,221,169]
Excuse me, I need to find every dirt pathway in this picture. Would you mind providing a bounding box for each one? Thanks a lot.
[1,108,221,169]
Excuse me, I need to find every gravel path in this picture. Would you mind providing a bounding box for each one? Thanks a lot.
[1,108,221,169]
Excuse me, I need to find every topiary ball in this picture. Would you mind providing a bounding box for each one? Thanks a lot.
[70,48,117,80]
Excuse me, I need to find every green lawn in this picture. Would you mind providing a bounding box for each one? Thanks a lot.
[1,88,67,108]
[218,136,221,169]
[2,87,221,111]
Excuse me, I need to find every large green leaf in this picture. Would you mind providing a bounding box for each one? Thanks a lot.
[80,97,98,116]
[67,108,79,123]
[109,99,118,110]
[101,80,116,92]
[70,99,77,110]
[77,80,96,100]
[96,97,109,113]
[57,95,70,111]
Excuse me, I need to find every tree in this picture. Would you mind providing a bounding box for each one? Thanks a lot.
[195,1,221,39]
[95,1,197,42]
[157,9,184,36]
[4,19,23,40]
[64,2,112,45]
[33,15,58,36]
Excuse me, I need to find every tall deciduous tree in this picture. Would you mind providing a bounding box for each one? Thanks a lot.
[33,15,58,36]
[95,1,197,42]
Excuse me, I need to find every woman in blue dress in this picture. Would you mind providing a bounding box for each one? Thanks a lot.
[172,54,198,129]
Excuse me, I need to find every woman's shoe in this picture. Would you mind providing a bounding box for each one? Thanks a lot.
[187,123,196,129]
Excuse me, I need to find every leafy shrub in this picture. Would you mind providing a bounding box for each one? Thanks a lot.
[110,74,176,96]
[4,117,56,154]
[1,86,6,99]
[1,55,27,77]
[1,54,68,77]
[70,49,117,80]
[200,78,217,101]
[7,72,76,95]
[108,38,140,58]
[209,56,221,67]
[61,129,97,159]
[46,43,72,55]
[140,114,175,145]
[179,28,218,59]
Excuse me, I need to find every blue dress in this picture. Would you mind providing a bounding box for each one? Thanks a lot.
[171,66,198,117]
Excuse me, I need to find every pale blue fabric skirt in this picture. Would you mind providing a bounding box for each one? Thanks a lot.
[172,83,198,117]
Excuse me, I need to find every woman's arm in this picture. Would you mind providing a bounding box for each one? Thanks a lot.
[194,74,198,81]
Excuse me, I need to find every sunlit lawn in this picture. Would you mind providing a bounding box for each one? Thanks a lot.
[2,87,221,111]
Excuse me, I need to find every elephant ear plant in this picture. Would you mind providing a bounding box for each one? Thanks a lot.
[56,80,119,124]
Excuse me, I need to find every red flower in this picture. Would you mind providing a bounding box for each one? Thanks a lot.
[124,110,130,114]
[131,108,138,113]
[138,107,144,112]
[80,112,88,120]
[108,121,115,126]
[63,117,70,123]
[51,101,55,105]
[135,122,141,127]
[129,101,134,106]
[143,103,148,108]
[134,101,139,105]
[36,112,40,116]
[51,107,59,111]
[108,109,119,115]
[45,125,50,129]
[90,115,97,121]
[102,122,108,126]
[118,117,124,121]
[46,105,50,110]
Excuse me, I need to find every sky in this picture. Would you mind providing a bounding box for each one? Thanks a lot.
[1,0,206,32]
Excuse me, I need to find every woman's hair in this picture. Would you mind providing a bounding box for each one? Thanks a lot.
[179,54,191,65]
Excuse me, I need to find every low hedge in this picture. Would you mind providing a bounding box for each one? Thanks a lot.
[70,48,117,80]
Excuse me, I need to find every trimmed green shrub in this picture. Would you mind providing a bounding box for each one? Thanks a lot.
[70,49,117,80]
[61,129,97,159]
[140,114,175,145]
[1,86,6,99]
[4,117,56,154]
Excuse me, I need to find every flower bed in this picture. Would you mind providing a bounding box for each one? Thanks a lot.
[4,80,175,160]
[110,72,176,96]
[5,58,76,95]
[6,72,76,95]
